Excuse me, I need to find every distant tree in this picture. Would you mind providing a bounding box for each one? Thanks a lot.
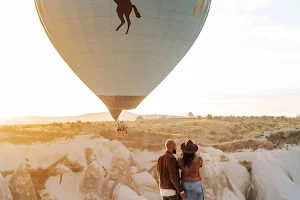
[197,115,203,119]
[136,116,144,120]
[188,112,194,118]
[206,114,213,120]
[296,114,300,118]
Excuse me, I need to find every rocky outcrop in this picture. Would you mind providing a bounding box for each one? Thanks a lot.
[0,173,13,200]
[247,151,300,200]
[9,163,37,200]
[199,147,247,200]
[79,162,108,200]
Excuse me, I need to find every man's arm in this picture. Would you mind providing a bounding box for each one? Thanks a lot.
[156,160,160,182]
[168,158,184,193]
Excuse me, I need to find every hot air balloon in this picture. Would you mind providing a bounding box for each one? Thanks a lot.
[34,0,211,123]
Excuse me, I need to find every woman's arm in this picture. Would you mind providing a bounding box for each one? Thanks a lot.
[198,156,203,167]
[177,158,183,169]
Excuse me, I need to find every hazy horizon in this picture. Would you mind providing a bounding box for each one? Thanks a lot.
[0,104,298,120]
[1,0,300,118]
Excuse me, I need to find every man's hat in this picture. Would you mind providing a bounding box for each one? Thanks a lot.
[181,140,198,154]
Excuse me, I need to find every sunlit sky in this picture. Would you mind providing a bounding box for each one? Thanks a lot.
[0,0,300,119]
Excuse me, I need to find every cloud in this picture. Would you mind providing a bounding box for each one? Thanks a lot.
[223,0,275,12]
[244,0,275,10]
[245,25,300,44]
[166,0,300,96]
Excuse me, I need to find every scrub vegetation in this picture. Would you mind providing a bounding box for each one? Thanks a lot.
[1,115,300,152]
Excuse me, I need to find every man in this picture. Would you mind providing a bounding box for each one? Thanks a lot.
[157,139,186,200]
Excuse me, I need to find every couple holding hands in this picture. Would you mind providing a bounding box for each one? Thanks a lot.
[157,139,204,200]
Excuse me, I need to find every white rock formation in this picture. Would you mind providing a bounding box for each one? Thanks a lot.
[0,142,22,171]
[9,163,37,200]
[248,153,300,200]
[0,173,13,200]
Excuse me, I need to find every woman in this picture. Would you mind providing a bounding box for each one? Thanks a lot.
[178,140,204,200]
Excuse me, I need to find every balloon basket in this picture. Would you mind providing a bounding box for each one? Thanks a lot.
[116,130,128,138]
[116,121,128,139]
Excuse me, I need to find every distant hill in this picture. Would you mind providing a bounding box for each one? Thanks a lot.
[0,112,184,125]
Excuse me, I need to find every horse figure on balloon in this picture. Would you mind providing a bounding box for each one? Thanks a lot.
[113,0,141,34]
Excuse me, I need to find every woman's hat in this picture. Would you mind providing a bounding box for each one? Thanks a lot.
[181,140,198,154]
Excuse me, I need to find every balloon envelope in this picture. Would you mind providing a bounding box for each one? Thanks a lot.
[35,0,211,120]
